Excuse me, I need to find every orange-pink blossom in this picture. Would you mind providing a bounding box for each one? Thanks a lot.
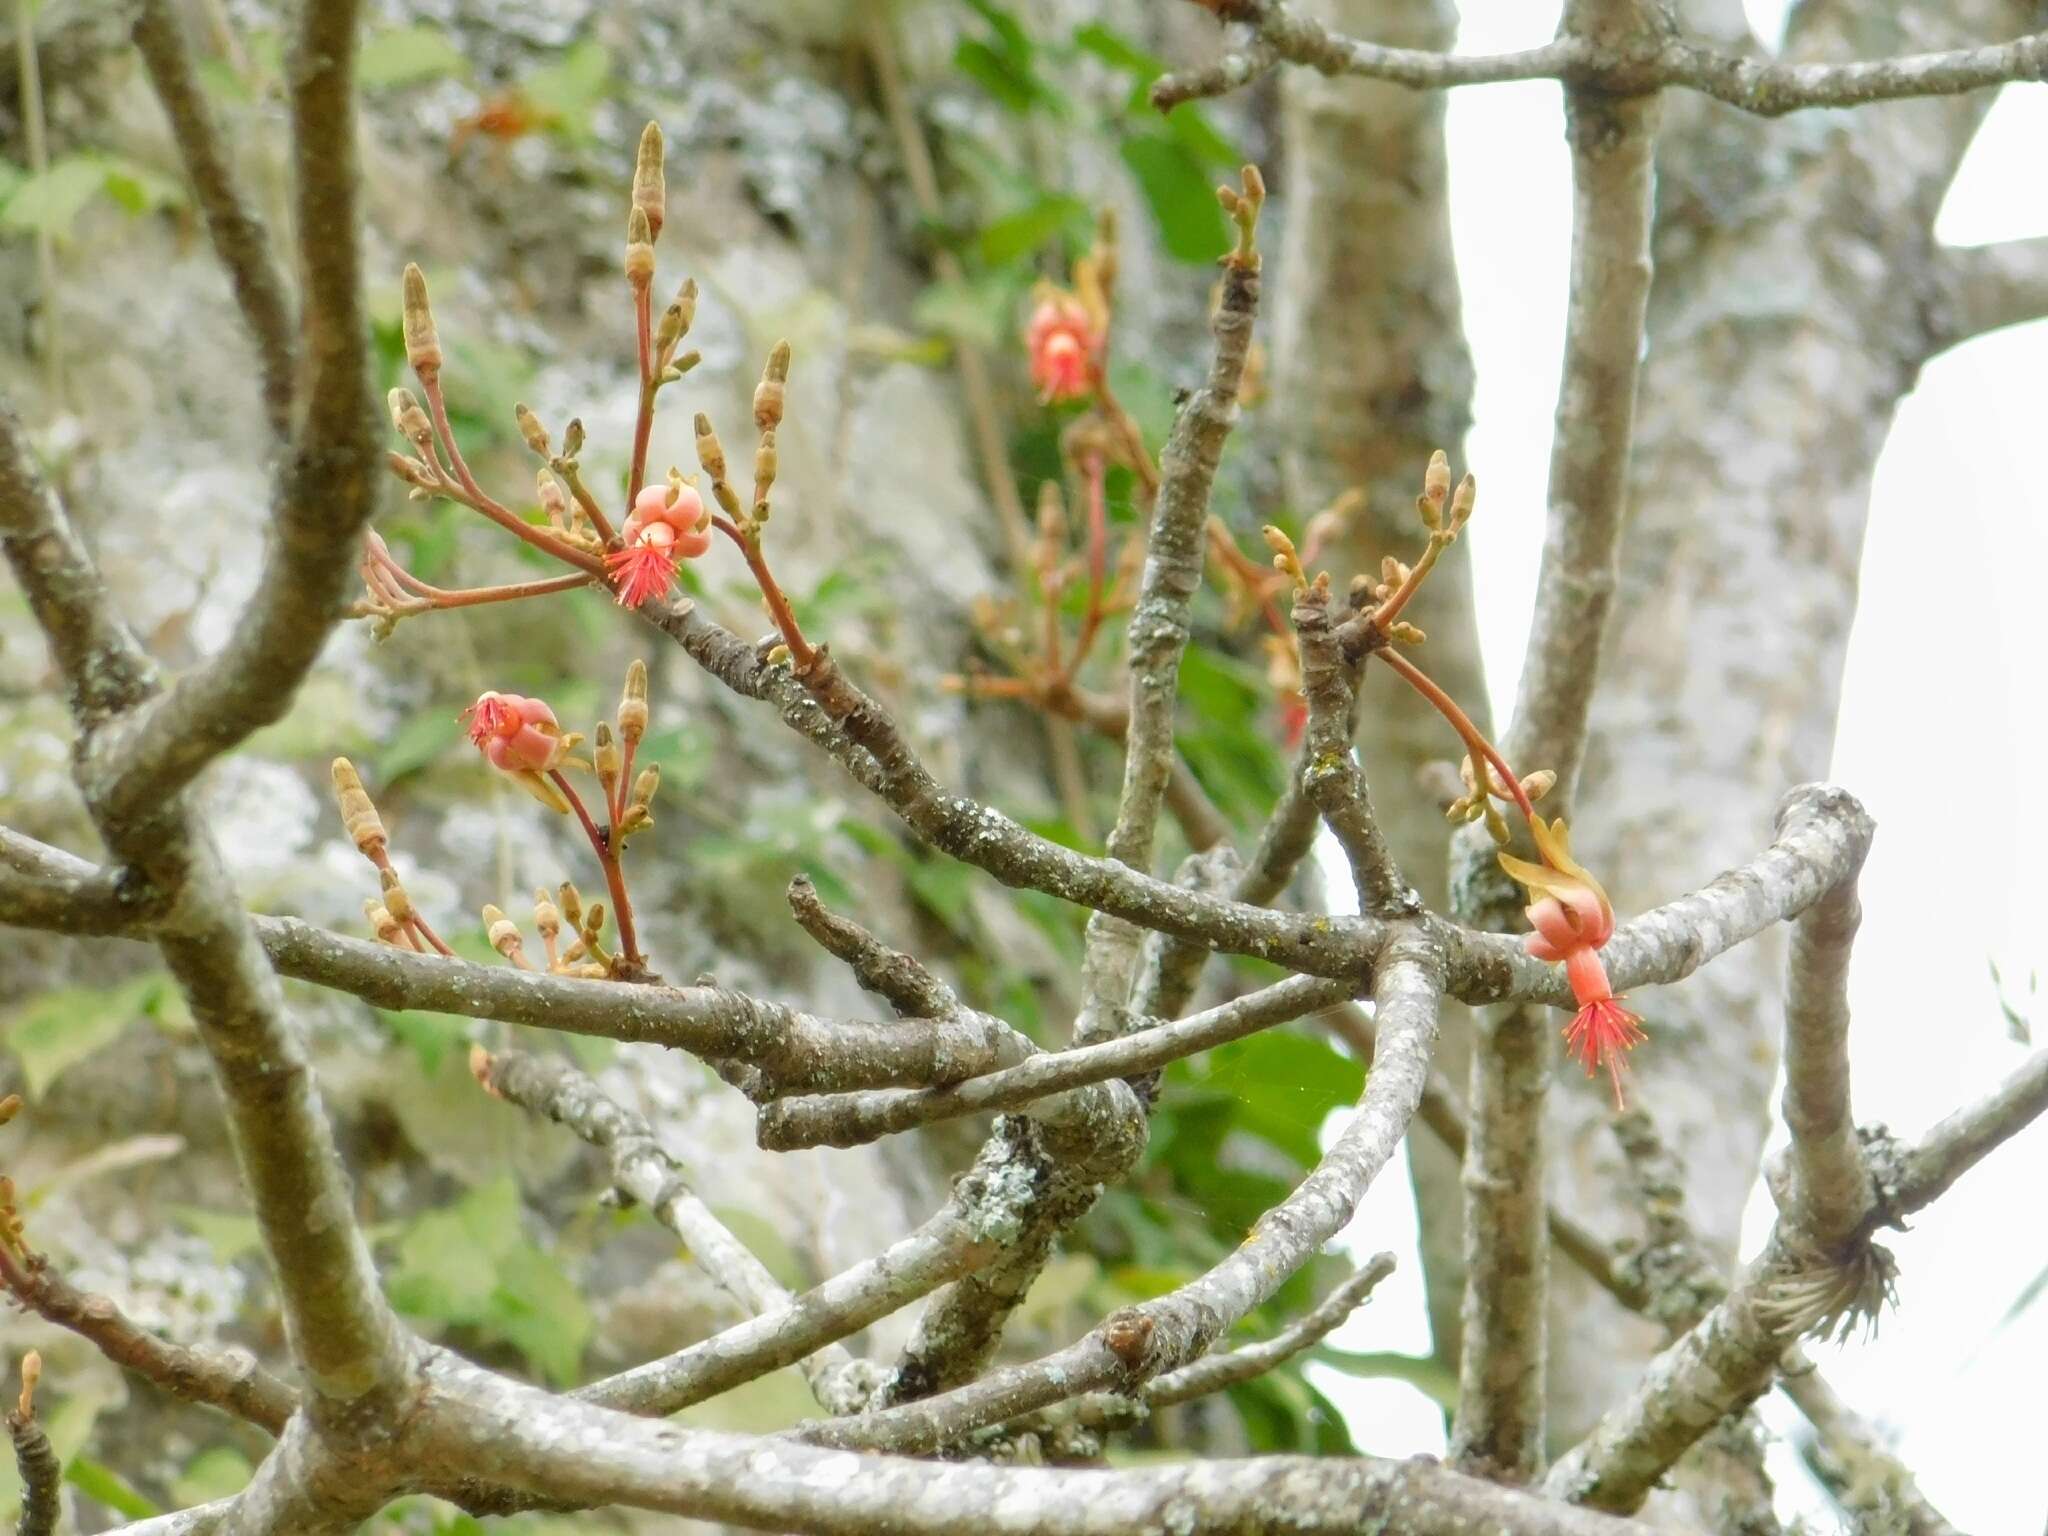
[1026,292,1102,404]
[464,691,577,813]
[608,484,711,607]
[1500,817,1646,1109]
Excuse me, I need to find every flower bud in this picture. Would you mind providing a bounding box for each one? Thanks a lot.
[364,897,404,945]
[618,659,649,744]
[0,1094,22,1126]
[1450,472,1477,530]
[655,275,696,361]
[515,402,550,457]
[1421,449,1450,528]
[533,888,561,941]
[330,758,386,856]
[753,430,778,512]
[1520,768,1557,803]
[629,764,659,810]
[387,387,429,446]
[558,881,583,930]
[378,867,413,922]
[632,121,665,243]
[625,206,655,290]
[483,903,523,958]
[594,721,622,794]
[694,413,727,485]
[562,418,586,457]
[754,340,791,432]
[617,804,653,839]
[582,901,606,940]
[537,470,570,530]
[401,263,442,379]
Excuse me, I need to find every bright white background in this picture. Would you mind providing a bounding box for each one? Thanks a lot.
[1304,4,2048,1530]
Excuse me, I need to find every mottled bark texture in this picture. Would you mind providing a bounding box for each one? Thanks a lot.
[1548,0,2044,1448]
[1267,0,1488,1371]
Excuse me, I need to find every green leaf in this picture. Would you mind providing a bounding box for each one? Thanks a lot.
[520,41,611,141]
[0,156,112,240]
[172,1446,254,1507]
[954,38,1042,115]
[65,1456,160,1520]
[1201,1031,1364,1168]
[913,274,1020,352]
[380,1008,471,1074]
[358,25,469,89]
[489,1242,592,1388]
[1119,133,1230,264]
[3,973,182,1099]
[1164,103,1242,169]
[1073,22,1163,79]
[375,706,464,783]
[977,193,1092,266]
[98,156,185,215]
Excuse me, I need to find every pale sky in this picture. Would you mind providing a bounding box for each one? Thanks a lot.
[1306,5,2048,1530]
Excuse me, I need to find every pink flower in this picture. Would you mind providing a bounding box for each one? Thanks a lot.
[1501,817,1647,1109]
[1027,292,1102,404]
[464,692,566,773]
[608,484,712,608]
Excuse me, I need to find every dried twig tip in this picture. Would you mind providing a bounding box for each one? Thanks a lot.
[16,1352,38,1421]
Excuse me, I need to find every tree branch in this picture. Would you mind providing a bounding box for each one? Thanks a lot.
[1153,0,2048,117]
[1929,235,2048,354]
[86,0,380,823]
[479,1049,870,1409]
[756,973,1357,1150]
[1780,1364,1962,1536]
[1546,1041,2048,1511]
[1779,812,1876,1250]
[132,0,296,442]
[803,937,1442,1454]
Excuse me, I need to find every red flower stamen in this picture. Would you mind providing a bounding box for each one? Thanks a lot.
[607,541,679,608]
[464,692,517,749]
[1563,996,1648,1112]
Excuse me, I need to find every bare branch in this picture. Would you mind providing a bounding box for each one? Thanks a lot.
[1145,1251,1396,1407]
[132,0,296,441]
[803,938,1441,1454]
[1893,1044,2048,1210]
[88,0,381,822]
[757,973,1357,1150]
[1547,1042,2048,1511]
[1780,1363,1962,1536]
[1154,1,2048,117]
[8,1356,59,1536]
[1929,235,2048,354]
[480,1049,868,1409]
[0,1245,296,1435]
[1079,222,1261,1040]
[1292,590,1417,918]
[1780,817,1877,1250]
[417,1347,1654,1536]
[787,872,960,1019]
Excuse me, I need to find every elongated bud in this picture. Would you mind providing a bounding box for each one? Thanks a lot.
[330,758,386,855]
[655,276,696,362]
[694,412,727,485]
[537,471,570,530]
[582,901,606,940]
[0,1095,21,1126]
[364,897,404,945]
[632,121,665,243]
[1450,472,1476,530]
[618,659,649,744]
[515,403,550,456]
[1421,449,1450,529]
[616,804,653,839]
[533,888,561,941]
[387,387,430,447]
[483,903,523,958]
[1520,768,1557,803]
[379,867,413,922]
[625,206,655,290]
[594,721,622,793]
[562,418,586,457]
[753,430,778,512]
[630,764,660,810]
[754,341,790,432]
[401,263,442,379]
[558,882,583,930]
[1388,621,1426,645]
